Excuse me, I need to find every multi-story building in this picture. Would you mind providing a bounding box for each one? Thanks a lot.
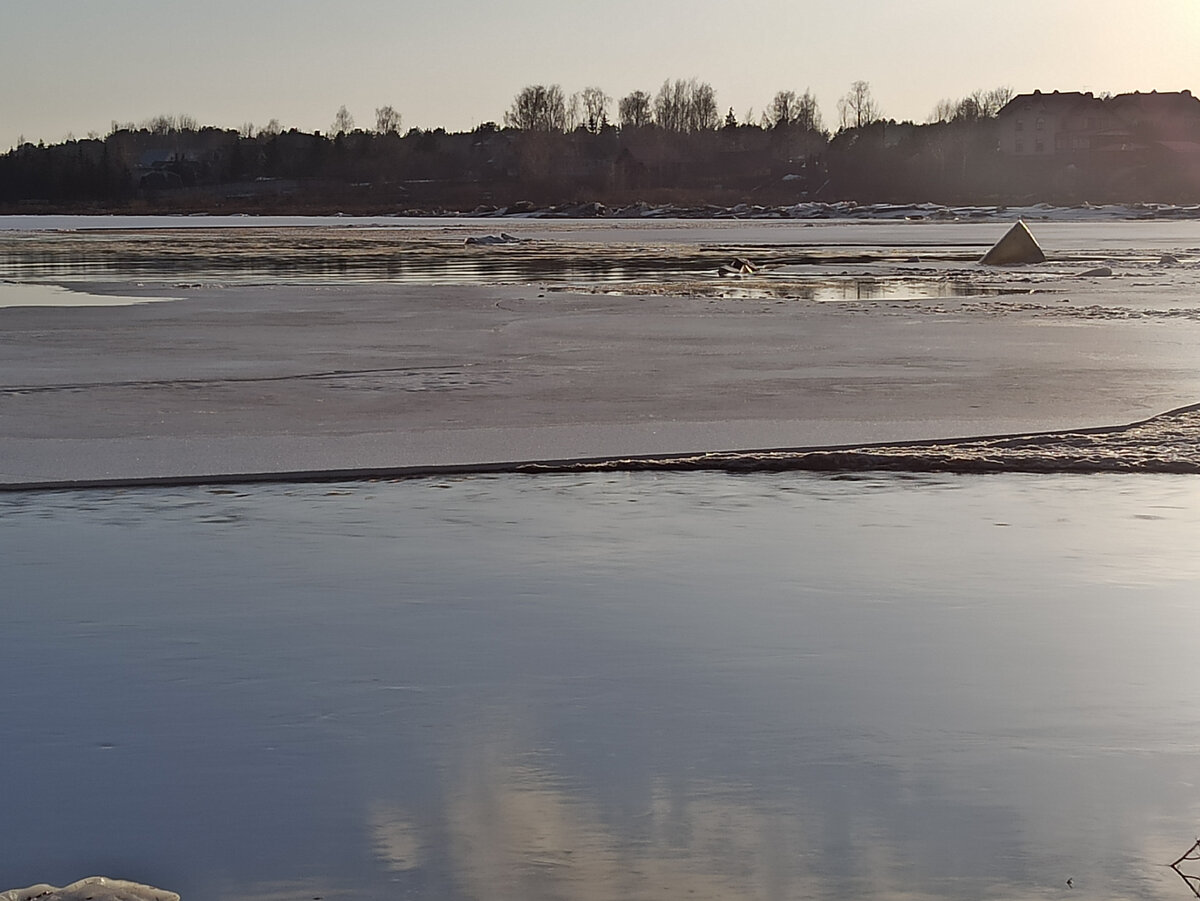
[997,89,1200,158]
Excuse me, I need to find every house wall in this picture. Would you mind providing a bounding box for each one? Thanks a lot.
[997,92,1101,156]
[999,90,1200,158]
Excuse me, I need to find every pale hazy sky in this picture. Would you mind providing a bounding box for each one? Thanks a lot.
[4,0,1199,149]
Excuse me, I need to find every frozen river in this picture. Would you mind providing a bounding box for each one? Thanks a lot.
[3,217,1200,486]
[3,218,1200,901]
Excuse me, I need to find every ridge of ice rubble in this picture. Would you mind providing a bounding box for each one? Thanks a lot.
[0,877,179,901]
[464,200,1200,222]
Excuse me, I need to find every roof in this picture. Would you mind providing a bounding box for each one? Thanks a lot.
[997,90,1100,117]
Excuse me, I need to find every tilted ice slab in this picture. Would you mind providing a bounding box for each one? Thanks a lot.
[0,878,178,901]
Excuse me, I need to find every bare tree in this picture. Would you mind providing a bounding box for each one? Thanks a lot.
[375,105,402,135]
[955,95,984,122]
[837,80,881,130]
[258,119,282,137]
[794,89,823,132]
[330,105,355,135]
[769,90,799,128]
[979,86,1014,116]
[927,97,957,123]
[653,78,719,133]
[566,92,582,130]
[579,86,610,132]
[504,84,567,131]
[928,86,1014,123]
[769,88,824,132]
[654,79,689,132]
[688,80,718,132]
[142,114,198,135]
[618,90,653,128]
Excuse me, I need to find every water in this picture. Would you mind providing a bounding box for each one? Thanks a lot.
[5,472,1200,901]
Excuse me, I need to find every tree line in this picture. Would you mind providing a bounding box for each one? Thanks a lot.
[4,79,1196,211]
[505,79,833,133]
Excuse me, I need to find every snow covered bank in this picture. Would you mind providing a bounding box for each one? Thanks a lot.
[1,878,177,901]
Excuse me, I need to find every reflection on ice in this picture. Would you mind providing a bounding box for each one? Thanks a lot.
[369,803,423,873]
[0,281,177,307]
[444,749,813,901]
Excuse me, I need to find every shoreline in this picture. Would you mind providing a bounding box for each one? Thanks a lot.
[5,200,1200,225]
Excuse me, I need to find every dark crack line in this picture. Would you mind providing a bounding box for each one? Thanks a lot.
[0,365,472,394]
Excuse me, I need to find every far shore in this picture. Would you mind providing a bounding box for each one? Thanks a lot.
[6,198,1200,222]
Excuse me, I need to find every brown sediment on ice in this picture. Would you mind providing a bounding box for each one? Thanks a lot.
[0,877,178,901]
[516,403,1200,476]
[4,403,1199,491]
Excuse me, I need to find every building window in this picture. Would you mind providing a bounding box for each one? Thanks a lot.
[1035,139,1045,153]
[1036,117,1045,131]
[1015,119,1024,132]
[1015,140,1024,153]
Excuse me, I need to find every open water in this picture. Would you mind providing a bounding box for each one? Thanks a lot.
[4,472,1200,901]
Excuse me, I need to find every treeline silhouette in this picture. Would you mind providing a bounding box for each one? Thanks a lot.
[3,81,1198,213]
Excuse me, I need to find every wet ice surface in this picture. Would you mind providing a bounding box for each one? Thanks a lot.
[3,217,1200,285]
[0,281,179,308]
[3,218,1200,314]
[4,472,1200,901]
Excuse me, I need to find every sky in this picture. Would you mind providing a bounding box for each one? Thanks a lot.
[4,0,1200,150]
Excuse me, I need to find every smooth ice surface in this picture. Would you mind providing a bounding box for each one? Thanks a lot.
[3,219,1200,486]
[0,281,177,308]
[4,472,1200,901]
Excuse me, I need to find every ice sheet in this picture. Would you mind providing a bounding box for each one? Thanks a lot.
[2,220,1200,487]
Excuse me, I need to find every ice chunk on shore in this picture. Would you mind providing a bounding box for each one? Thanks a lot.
[980,220,1046,265]
[1,877,178,901]
[464,233,524,245]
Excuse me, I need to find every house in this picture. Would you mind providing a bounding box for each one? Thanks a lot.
[997,89,1200,157]
[1105,90,1200,143]
[996,89,1200,199]
[996,91,1108,156]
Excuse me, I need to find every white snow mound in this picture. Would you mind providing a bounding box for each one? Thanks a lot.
[0,877,179,901]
